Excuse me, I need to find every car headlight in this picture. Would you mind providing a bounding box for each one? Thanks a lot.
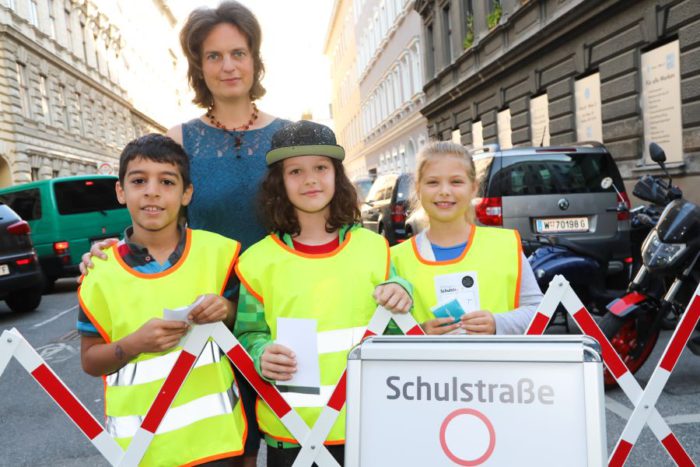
[642,231,686,268]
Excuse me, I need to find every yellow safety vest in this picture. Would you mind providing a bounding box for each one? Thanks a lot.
[236,228,389,444]
[391,226,522,324]
[78,229,246,467]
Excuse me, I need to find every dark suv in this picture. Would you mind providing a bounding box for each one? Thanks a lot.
[0,203,43,312]
[360,173,414,245]
[472,143,631,262]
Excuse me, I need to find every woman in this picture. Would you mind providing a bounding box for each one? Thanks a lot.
[81,3,288,465]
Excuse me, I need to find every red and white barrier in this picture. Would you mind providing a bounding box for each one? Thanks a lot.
[0,328,123,466]
[527,275,699,466]
[3,280,698,466]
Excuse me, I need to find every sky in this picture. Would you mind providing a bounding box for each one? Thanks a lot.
[169,0,336,126]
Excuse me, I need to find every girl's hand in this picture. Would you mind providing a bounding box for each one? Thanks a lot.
[373,283,412,313]
[261,344,297,381]
[421,317,461,335]
[460,310,496,334]
[188,294,232,324]
[78,238,118,276]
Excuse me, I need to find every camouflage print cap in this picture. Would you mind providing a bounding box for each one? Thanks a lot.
[266,120,345,166]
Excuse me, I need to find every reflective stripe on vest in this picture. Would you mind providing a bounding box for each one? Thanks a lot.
[391,226,522,324]
[78,229,246,466]
[237,227,389,443]
[107,389,234,439]
[106,341,220,387]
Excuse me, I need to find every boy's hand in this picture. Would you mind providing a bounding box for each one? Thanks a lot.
[460,310,496,335]
[128,318,189,354]
[188,294,233,324]
[421,317,461,335]
[78,238,118,278]
[261,344,296,381]
[373,283,412,313]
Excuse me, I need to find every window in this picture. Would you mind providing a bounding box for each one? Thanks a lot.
[39,75,51,124]
[80,22,88,62]
[426,24,435,77]
[53,179,123,215]
[64,8,72,48]
[57,84,68,129]
[442,5,453,65]
[29,0,38,27]
[0,189,42,220]
[52,169,59,178]
[31,167,39,181]
[15,62,31,118]
[8,0,16,11]
[48,0,56,38]
[74,92,84,135]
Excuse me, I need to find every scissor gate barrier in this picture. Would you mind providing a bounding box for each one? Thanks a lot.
[1,275,698,466]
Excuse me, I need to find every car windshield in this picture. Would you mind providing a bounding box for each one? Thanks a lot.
[53,179,123,215]
[354,180,373,201]
[495,153,623,196]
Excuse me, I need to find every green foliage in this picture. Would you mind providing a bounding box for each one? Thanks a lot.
[487,1,502,30]
[463,15,474,49]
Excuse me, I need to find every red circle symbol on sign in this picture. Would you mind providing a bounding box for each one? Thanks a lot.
[439,408,496,466]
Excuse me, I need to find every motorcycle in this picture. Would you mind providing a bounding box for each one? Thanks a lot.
[526,179,660,333]
[600,142,695,386]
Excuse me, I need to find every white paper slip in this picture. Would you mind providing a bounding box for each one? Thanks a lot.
[163,296,205,323]
[276,317,321,395]
[433,271,480,313]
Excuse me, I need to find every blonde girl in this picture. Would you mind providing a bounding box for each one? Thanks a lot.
[391,141,542,335]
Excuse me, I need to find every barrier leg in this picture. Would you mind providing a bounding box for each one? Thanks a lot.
[3,328,123,466]
[0,329,20,377]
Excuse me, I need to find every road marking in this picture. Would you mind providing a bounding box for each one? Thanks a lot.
[605,396,632,420]
[31,305,78,329]
[606,396,700,425]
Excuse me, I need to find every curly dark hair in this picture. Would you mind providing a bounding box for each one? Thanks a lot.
[260,158,360,236]
[179,1,266,107]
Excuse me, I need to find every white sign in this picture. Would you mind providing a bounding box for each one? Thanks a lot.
[347,336,606,467]
[97,162,114,175]
[472,121,483,149]
[575,73,603,143]
[641,40,683,164]
[451,129,461,145]
[530,94,551,146]
[497,109,512,149]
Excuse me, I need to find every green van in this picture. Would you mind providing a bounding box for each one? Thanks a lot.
[0,175,130,289]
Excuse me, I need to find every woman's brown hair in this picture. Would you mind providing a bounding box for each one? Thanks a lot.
[180,1,266,107]
[260,158,361,236]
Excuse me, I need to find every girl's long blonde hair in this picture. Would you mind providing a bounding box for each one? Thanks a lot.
[414,141,479,224]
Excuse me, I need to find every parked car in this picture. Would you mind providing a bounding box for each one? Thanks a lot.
[404,206,428,238]
[472,142,631,269]
[360,173,414,245]
[0,175,130,290]
[0,203,43,312]
[352,176,375,203]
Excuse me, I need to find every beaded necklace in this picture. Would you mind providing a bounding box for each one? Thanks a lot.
[205,103,259,156]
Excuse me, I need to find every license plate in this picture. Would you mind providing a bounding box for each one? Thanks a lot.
[0,264,8,276]
[536,217,589,233]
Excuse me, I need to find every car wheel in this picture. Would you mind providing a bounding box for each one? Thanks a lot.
[6,289,42,313]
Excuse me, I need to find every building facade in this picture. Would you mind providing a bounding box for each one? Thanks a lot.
[325,0,366,179]
[415,0,700,201]
[0,0,186,186]
[354,0,428,178]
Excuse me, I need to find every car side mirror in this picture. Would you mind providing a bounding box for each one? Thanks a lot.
[649,143,666,166]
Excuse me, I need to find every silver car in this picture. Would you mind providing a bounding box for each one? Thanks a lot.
[472,143,631,262]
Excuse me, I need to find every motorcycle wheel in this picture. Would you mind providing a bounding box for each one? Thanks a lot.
[599,312,660,388]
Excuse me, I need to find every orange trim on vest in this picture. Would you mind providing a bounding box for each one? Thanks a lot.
[112,229,193,279]
[220,242,241,297]
[235,262,264,305]
[270,232,352,259]
[513,230,523,308]
[410,225,477,266]
[382,236,391,280]
[77,286,111,343]
[255,398,345,446]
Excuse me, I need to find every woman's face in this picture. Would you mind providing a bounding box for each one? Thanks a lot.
[201,23,254,102]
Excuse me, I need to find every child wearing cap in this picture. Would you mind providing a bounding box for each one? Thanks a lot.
[234,120,412,466]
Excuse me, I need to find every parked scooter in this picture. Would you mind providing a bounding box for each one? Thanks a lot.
[600,143,694,386]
